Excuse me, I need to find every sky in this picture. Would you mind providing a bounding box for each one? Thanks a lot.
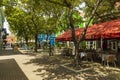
[3,18,11,35]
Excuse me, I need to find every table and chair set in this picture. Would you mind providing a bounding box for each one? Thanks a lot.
[79,49,118,67]
[61,48,119,67]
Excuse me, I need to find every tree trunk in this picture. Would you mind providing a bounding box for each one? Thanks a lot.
[66,6,77,67]
[34,34,38,52]
[68,0,102,67]
[73,42,81,66]
[49,44,53,56]
[25,36,28,46]
[46,0,102,67]
[68,6,81,67]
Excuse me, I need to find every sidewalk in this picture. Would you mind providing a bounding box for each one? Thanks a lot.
[0,48,46,80]
[0,48,81,80]
[1,48,120,80]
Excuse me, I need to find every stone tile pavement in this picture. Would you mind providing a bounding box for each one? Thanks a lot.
[0,48,83,80]
[0,48,46,80]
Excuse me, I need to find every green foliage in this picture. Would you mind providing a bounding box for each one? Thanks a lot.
[83,0,120,23]
[4,0,85,38]
[73,10,84,27]
[0,0,3,6]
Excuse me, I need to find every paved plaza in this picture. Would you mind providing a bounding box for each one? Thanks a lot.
[0,48,45,80]
[0,48,120,80]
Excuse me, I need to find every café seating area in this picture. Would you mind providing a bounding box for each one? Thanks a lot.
[60,47,119,67]
[61,48,73,57]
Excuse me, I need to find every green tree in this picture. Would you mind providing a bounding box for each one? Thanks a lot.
[5,7,32,45]
[83,0,120,23]
[45,0,102,66]
[5,0,46,52]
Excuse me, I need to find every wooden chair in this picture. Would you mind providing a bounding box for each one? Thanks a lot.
[116,53,120,65]
[105,55,117,67]
[85,52,93,62]
[92,53,100,61]
[96,48,102,53]
[68,48,73,57]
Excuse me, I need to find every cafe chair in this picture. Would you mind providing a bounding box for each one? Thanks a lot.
[116,54,120,66]
[86,52,93,62]
[106,55,117,67]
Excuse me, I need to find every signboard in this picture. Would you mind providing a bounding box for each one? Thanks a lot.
[38,34,47,42]
[38,34,56,47]
[49,34,56,47]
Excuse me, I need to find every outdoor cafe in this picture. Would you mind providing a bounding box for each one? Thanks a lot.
[56,19,120,67]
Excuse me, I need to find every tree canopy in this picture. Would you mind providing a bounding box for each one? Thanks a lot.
[83,0,120,23]
[3,0,120,64]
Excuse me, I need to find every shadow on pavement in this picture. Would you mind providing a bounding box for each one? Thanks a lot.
[23,54,120,80]
[24,55,78,80]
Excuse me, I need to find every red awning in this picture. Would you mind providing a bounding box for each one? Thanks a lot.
[56,19,120,41]
[85,19,120,40]
[101,20,120,39]
[56,28,84,41]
